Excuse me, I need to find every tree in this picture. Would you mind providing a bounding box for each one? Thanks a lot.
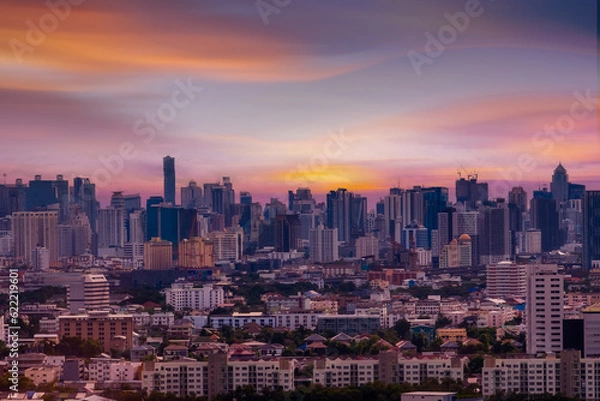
[392,319,411,340]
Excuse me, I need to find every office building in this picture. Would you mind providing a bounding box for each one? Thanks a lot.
[455,176,488,210]
[97,206,126,249]
[31,246,49,270]
[275,214,302,252]
[163,156,176,205]
[0,179,27,218]
[401,221,429,249]
[208,228,244,262]
[530,192,560,252]
[326,188,352,242]
[478,202,510,265]
[309,224,338,263]
[355,234,378,259]
[178,237,214,268]
[583,191,600,269]
[144,238,173,269]
[516,229,542,254]
[12,210,58,264]
[439,234,472,268]
[551,162,569,204]
[181,180,203,209]
[525,264,564,355]
[72,177,98,234]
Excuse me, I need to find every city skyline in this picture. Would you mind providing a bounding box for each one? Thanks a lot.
[1,0,597,206]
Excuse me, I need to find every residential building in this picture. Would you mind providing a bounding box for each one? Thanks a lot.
[164,281,224,311]
[58,311,133,352]
[486,261,527,299]
[526,264,564,355]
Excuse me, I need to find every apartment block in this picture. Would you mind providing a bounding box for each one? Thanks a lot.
[58,311,133,352]
[164,280,224,312]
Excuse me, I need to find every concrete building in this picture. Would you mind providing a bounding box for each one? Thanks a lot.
[67,274,110,313]
[12,211,58,264]
[482,351,600,400]
[89,357,141,383]
[164,280,224,311]
[355,234,379,259]
[309,224,338,263]
[439,234,472,268]
[208,228,244,262]
[526,264,564,355]
[141,355,295,398]
[144,237,173,269]
[516,229,542,254]
[178,237,214,268]
[583,304,600,358]
[486,261,527,299]
[58,311,133,352]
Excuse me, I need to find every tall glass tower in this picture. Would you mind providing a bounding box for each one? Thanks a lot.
[163,156,175,205]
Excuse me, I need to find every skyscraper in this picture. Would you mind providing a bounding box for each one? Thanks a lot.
[309,224,338,263]
[275,214,302,252]
[551,162,569,204]
[12,211,58,264]
[326,188,350,242]
[478,202,510,265]
[530,192,560,252]
[163,156,176,205]
[526,264,563,355]
[181,180,202,209]
[583,191,600,269]
[455,176,488,210]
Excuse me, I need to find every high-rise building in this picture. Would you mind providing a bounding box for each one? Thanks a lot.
[583,305,600,358]
[478,202,510,265]
[208,228,244,262]
[439,234,472,268]
[530,192,560,252]
[275,214,302,252]
[97,207,126,249]
[144,238,173,269]
[583,191,600,269]
[509,186,528,214]
[309,224,338,263]
[516,229,542,254]
[163,156,176,205]
[401,221,429,249]
[326,188,353,242]
[31,246,49,270]
[72,177,98,234]
[383,191,402,240]
[290,188,316,214]
[181,181,203,209]
[456,176,488,210]
[486,261,527,298]
[12,211,58,264]
[67,274,110,313]
[355,234,378,259]
[0,179,27,218]
[526,264,563,355]
[146,203,198,259]
[178,237,214,268]
[551,162,569,204]
[452,211,479,266]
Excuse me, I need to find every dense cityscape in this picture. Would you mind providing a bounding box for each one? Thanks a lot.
[0,157,598,401]
[1,1,598,401]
